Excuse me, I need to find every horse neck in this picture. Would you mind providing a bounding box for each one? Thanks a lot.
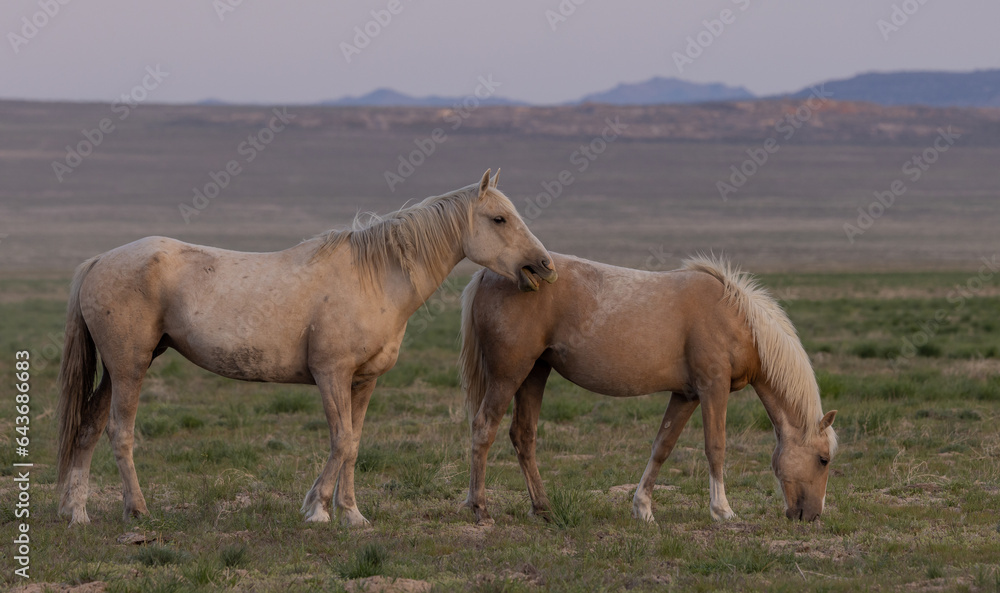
[752,379,806,441]
[388,226,466,319]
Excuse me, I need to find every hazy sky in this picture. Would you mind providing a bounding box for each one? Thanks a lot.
[2,0,997,105]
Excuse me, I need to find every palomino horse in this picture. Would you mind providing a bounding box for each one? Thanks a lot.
[57,170,557,526]
[460,253,837,524]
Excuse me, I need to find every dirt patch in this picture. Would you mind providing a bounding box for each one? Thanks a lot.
[943,358,1000,381]
[871,484,948,506]
[607,483,678,497]
[116,532,157,545]
[684,522,761,547]
[767,536,852,562]
[344,576,431,593]
[475,562,546,588]
[443,523,492,547]
[904,576,974,592]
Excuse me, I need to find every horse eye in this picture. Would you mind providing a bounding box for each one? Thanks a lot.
[493,216,506,225]
[819,457,829,467]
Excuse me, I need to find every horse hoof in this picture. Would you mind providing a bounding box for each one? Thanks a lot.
[68,510,91,527]
[340,509,370,527]
[475,517,495,527]
[632,509,656,524]
[710,508,737,522]
[123,506,149,522]
[303,507,331,523]
[528,508,552,523]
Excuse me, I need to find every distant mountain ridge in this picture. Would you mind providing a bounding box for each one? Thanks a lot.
[784,69,1000,108]
[322,88,527,107]
[314,69,1000,108]
[576,77,753,105]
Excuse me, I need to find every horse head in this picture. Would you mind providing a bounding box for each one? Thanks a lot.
[462,169,557,292]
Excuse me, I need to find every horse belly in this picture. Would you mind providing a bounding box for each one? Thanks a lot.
[166,323,312,384]
[546,347,685,398]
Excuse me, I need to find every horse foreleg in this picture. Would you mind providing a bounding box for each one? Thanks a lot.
[632,391,700,523]
[700,386,736,521]
[509,361,552,520]
[302,373,353,524]
[465,384,518,526]
[60,369,113,526]
[332,379,376,527]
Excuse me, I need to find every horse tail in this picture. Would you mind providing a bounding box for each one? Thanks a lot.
[57,256,102,491]
[460,269,490,426]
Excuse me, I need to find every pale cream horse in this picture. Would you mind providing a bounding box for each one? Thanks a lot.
[460,253,837,524]
[57,170,557,526]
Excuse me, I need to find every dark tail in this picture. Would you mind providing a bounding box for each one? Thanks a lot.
[56,256,101,491]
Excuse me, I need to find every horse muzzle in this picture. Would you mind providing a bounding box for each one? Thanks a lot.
[785,505,822,522]
[517,259,557,292]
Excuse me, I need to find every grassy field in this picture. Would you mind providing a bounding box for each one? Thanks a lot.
[2,270,999,592]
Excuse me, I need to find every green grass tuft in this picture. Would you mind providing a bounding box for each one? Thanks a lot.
[256,391,316,415]
[219,543,249,568]
[138,415,177,438]
[548,489,591,529]
[133,545,186,567]
[339,542,387,579]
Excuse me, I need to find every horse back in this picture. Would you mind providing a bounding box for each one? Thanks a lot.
[471,253,758,397]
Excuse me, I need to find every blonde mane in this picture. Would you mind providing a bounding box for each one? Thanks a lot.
[682,255,825,434]
[312,184,481,289]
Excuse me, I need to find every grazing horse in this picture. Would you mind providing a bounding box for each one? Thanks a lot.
[57,170,557,527]
[460,253,837,525]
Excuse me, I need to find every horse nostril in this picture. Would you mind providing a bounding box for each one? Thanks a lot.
[542,259,552,270]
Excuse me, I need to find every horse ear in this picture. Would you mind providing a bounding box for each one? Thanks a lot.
[478,169,491,199]
[819,410,837,431]
[490,168,500,188]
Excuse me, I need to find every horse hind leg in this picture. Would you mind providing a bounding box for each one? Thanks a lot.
[106,361,156,521]
[509,361,552,520]
[632,391,700,523]
[465,375,525,526]
[59,366,113,525]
